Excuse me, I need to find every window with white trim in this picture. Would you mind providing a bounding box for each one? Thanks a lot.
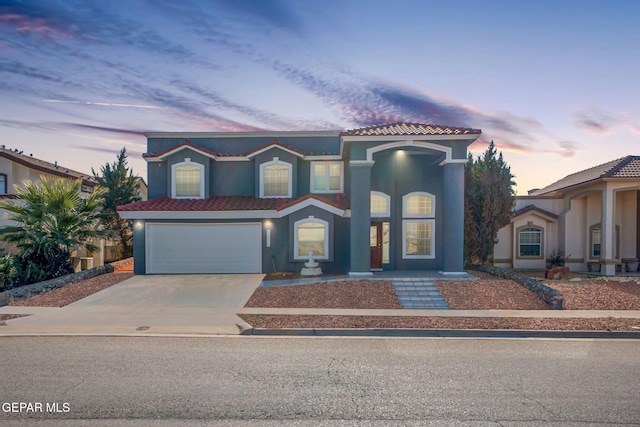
[403,192,435,217]
[402,192,436,259]
[172,158,204,199]
[260,157,292,198]
[0,173,6,195]
[294,217,328,260]
[370,191,390,217]
[310,161,343,193]
[518,227,542,257]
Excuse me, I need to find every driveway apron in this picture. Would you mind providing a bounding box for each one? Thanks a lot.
[0,274,264,336]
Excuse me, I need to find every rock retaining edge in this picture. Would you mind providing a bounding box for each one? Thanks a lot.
[0,264,115,305]
[478,265,565,310]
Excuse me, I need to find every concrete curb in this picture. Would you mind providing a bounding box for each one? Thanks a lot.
[241,328,640,339]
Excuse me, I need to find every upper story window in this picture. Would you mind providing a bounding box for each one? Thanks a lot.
[0,173,6,195]
[260,157,292,198]
[518,226,542,258]
[172,158,204,199]
[370,191,390,217]
[402,191,436,259]
[402,192,435,218]
[310,161,343,193]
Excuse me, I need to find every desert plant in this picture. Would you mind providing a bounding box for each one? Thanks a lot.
[546,248,569,269]
[0,176,106,286]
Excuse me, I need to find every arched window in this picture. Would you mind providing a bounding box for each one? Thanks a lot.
[294,217,328,260]
[402,192,435,218]
[370,191,390,217]
[172,158,204,199]
[260,157,292,198]
[518,226,542,257]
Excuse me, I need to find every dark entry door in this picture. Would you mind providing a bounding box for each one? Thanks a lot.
[370,222,382,269]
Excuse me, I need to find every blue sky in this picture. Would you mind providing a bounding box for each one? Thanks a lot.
[1,0,639,194]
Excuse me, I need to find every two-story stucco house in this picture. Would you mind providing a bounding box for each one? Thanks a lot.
[117,123,481,276]
[0,147,105,270]
[493,156,640,276]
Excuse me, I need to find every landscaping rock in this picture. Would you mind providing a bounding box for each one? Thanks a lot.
[3,264,114,303]
[545,266,570,280]
[478,265,565,310]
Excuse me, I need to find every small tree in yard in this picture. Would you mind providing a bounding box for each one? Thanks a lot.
[0,177,106,288]
[464,140,516,265]
[92,148,141,259]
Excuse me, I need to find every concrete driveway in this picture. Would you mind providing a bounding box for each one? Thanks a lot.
[0,274,264,336]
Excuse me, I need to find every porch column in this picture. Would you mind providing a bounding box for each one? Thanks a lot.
[442,162,465,273]
[349,160,373,276]
[601,185,616,276]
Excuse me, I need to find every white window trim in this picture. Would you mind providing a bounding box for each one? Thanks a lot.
[171,158,205,199]
[293,216,329,261]
[402,219,435,259]
[518,227,542,258]
[402,191,435,218]
[310,161,344,194]
[370,191,391,217]
[260,157,292,198]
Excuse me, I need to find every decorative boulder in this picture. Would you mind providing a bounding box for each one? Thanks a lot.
[545,266,570,280]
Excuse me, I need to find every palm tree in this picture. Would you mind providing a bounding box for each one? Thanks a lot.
[0,176,106,285]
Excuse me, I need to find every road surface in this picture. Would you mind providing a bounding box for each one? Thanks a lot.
[1,336,639,425]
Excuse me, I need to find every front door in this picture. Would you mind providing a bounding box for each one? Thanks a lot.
[370,222,382,269]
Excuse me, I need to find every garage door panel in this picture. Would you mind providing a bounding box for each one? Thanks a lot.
[146,223,261,274]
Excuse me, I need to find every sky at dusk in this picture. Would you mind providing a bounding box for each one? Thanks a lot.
[1,0,639,194]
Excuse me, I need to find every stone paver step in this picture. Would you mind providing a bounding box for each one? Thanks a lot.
[392,280,449,310]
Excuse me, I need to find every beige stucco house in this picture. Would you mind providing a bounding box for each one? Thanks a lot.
[0,147,106,270]
[493,156,640,276]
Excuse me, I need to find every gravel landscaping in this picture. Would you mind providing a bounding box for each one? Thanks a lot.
[241,272,640,330]
[8,272,134,307]
[239,314,640,331]
[245,280,401,309]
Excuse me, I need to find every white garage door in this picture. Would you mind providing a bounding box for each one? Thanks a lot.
[146,223,262,274]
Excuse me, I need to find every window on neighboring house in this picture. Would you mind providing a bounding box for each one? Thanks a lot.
[294,217,328,260]
[172,158,204,199]
[518,227,542,257]
[311,162,343,193]
[0,173,6,195]
[370,191,390,217]
[402,192,435,259]
[260,158,292,198]
[589,223,619,259]
[591,226,601,258]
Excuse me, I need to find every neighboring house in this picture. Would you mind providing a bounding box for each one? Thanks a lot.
[0,147,103,270]
[493,156,640,276]
[117,122,481,275]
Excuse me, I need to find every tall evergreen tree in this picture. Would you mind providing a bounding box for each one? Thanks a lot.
[92,148,141,258]
[464,141,516,265]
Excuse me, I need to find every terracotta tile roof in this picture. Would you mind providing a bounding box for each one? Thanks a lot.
[530,155,640,196]
[341,122,481,136]
[117,194,350,212]
[513,204,558,220]
[0,148,96,186]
